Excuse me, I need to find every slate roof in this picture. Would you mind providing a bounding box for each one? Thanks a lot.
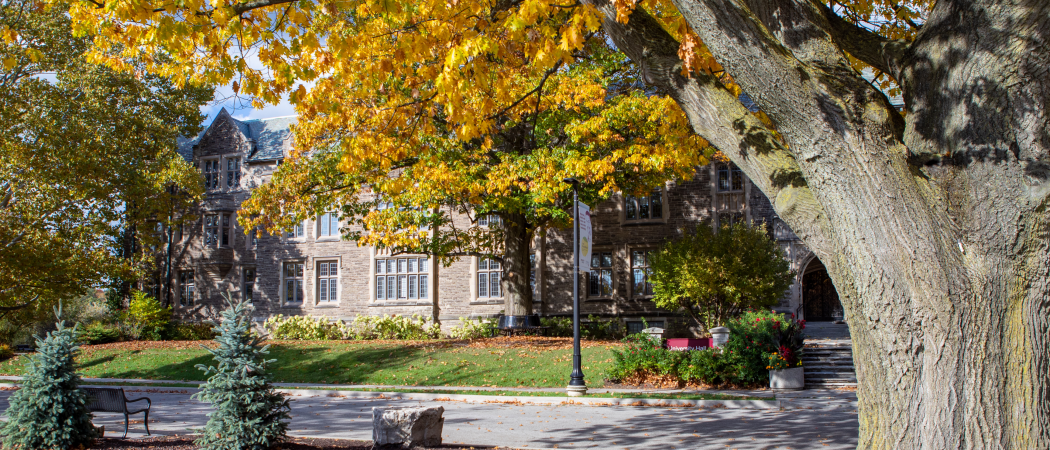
[177,108,297,163]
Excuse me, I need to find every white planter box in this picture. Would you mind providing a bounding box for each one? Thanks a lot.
[769,367,805,391]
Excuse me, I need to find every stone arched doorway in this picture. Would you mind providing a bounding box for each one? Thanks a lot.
[802,258,843,322]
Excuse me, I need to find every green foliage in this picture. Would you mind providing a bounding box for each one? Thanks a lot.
[447,317,495,340]
[649,223,794,333]
[79,322,121,345]
[0,343,12,360]
[165,321,218,341]
[539,316,626,340]
[264,315,344,341]
[721,310,805,384]
[348,314,441,340]
[0,1,211,317]
[126,291,171,341]
[194,295,290,450]
[582,315,626,340]
[540,317,573,337]
[608,312,802,387]
[1,307,98,450]
[608,333,682,382]
[679,348,733,386]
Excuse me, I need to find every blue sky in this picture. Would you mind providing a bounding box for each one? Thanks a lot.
[200,84,299,123]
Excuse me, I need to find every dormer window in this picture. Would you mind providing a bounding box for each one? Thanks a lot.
[226,157,241,189]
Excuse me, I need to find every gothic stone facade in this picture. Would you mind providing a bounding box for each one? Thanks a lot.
[168,109,822,335]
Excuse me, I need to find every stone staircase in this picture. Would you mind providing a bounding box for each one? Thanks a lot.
[803,341,856,388]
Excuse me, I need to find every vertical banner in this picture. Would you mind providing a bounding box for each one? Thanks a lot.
[579,203,592,268]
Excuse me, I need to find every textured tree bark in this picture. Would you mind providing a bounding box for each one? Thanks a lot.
[502,212,533,316]
[586,0,1050,446]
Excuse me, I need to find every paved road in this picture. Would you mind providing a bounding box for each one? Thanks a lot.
[0,389,858,449]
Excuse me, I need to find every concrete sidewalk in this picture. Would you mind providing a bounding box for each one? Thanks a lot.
[0,388,859,449]
[0,375,858,410]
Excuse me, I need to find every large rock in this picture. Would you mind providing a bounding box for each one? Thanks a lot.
[372,406,445,448]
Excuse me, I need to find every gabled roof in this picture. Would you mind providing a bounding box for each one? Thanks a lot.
[177,107,297,163]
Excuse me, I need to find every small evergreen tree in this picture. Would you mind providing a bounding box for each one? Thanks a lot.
[194,294,290,450]
[1,306,98,450]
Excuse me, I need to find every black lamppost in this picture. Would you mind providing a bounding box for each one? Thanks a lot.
[563,178,587,396]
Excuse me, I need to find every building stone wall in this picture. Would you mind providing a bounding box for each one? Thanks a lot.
[166,111,814,336]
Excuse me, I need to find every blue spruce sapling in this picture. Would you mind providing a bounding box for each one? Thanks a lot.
[1,305,98,449]
[194,293,290,450]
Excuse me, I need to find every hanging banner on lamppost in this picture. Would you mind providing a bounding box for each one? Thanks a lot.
[579,203,592,266]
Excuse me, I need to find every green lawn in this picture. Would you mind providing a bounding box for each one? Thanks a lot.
[0,341,620,388]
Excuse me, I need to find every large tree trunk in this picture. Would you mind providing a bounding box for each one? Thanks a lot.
[587,0,1050,447]
[501,212,533,316]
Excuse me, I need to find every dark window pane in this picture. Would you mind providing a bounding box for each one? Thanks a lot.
[478,273,488,297]
[601,270,612,296]
[651,192,662,218]
[626,198,637,220]
[639,195,650,219]
[600,252,613,267]
[589,270,600,296]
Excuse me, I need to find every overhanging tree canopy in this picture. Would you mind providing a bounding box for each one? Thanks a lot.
[0,0,211,318]
[63,0,1050,446]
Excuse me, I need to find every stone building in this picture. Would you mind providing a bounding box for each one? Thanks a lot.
[166,109,842,334]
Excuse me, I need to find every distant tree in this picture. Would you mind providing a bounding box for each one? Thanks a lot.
[648,223,794,334]
[194,294,290,450]
[0,307,98,450]
[0,0,211,318]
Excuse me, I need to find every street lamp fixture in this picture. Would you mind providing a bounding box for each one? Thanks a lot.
[563,178,587,397]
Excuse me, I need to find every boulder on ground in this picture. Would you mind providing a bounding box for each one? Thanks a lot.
[372,406,445,449]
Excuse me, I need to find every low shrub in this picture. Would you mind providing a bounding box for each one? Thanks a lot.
[447,317,494,339]
[582,315,626,340]
[166,321,218,341]
[540,317,572,337]
[264,315,343,340]
[608,311,804,387]
[679,347,733,385]
[79,322,122,345]
[720,310,805,384]
[609,333,682,383]
[125,291,171,341]
[0,343,12,360]
[348,314,440,340]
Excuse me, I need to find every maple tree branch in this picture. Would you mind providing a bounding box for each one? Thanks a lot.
[231,0,298,15]
[487,62,560,121]
[814,0,908,81]
[584,0,833,255]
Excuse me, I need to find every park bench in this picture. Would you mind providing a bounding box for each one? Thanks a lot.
[83,387,151,439]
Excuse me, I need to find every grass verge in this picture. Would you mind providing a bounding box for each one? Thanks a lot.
[0,338,620,388]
